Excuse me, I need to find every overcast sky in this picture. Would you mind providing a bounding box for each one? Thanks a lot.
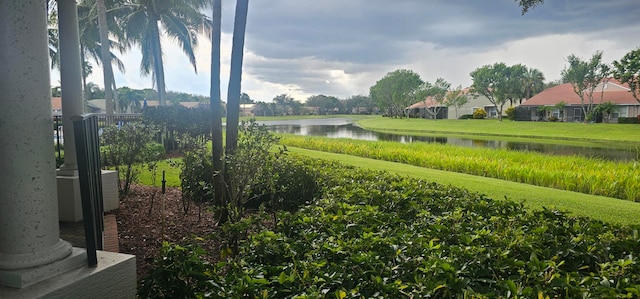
[51,0,640,102]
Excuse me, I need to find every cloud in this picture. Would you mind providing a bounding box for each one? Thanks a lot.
[52,0,640,102]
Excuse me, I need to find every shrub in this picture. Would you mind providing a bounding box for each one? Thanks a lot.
[619,117,640,124]
[178,136,213,216]
[505,107,516,120]
[251,155,321,213]
[548,116,559,122]
[145,157,640,297]
[459,114,473,119]
[101,122,164,198]
[138,241,213,298]
[143,106,211,152]
[472,108,487,119]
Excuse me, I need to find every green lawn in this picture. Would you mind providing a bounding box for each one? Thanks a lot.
[356,116,640,144]
[288,147,640,226]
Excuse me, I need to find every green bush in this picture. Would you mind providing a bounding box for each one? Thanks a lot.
[143,106,211,152]
[548,116,559,122]
[505,106,516,120]
[179,137,213,215]
[472,108,487,119]
[101,122,164,198]
[458,114,473,119]
[619,117,640,124]
[138,241,214,298]
[146,156,640,297]
[252,155,321,212]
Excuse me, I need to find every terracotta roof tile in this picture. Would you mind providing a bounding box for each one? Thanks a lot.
[522,81,639,106]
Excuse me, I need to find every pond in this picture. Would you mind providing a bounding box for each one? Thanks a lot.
[258,118,639,162]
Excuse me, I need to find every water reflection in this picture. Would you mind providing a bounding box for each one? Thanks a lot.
[259,119,637,162]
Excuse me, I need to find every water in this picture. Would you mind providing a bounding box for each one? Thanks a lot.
[259,118,639,162]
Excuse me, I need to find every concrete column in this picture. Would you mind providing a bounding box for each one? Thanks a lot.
[0,0,72,274]
[57,0,84,175]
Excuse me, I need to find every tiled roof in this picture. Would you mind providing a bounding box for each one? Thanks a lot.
[408,88,472,109]
[51,97,62,110]
[521,81,639,106]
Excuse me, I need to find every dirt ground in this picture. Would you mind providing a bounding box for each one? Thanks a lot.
[114,184,221,281]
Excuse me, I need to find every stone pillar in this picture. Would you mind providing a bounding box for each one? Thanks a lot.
[0,0,74,285]
[57,0,84,175]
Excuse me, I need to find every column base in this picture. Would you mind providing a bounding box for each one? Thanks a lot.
[57,170,119,222]
[0,250,136,298]
[0,247,84,288]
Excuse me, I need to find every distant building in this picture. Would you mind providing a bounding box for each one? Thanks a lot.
[52,97,62,116]
[407,88,512,119]
[518,79,640,122]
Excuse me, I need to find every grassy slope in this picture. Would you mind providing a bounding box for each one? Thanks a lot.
[288,147,640,226]
[357,116,640,144]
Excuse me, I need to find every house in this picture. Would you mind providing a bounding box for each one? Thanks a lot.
[407,97,448,119]
[518,80,640,122]
[52,97,62,116]
[407,89,511,119]
[240,103,256,116]
[86,99,207,113]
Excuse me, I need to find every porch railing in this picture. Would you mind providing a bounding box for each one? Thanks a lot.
[72,114,104,267]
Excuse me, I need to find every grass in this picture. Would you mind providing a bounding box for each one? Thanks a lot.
[279,135,640,201]
[287,147,640,226]
[135,159,182,187]
[356,116,640,144]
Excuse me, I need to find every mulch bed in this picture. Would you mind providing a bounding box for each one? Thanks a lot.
[114,184,222,281]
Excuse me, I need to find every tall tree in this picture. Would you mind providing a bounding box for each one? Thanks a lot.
[445,85,469,119]
[306,94,342,115]
[97,0,115,114]
[612,47,640,104]
[119,0,212,106]
[225,0,249,156]
[116,86,144,112]
[521,67,545,103]
[77,0,127,111]
[470,62,510,121]
[210,0,225,215]
[273,94,297,115]
[500,63,527,107]
[561,51,610,122]
[240,92,254,104]
[370,69,424,118]
[344,95,374,114]
[423,78,450,120]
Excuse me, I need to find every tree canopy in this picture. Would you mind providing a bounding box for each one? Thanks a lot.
[306,94,342,115]
[613,47,640,104]
[118,0,212,106]
[561,51,610,121]
[444,85,469,119]
[517,0,545,14]
[369,69,424,118]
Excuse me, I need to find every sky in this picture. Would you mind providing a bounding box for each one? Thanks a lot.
[50,0,640,103]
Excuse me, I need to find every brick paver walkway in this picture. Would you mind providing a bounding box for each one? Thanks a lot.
[59,214,119,253]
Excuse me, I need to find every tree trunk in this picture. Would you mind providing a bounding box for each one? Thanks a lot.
[210,0,225,216]
[97,0,114,115]
[225,0,249,156]
[150,17,167,106]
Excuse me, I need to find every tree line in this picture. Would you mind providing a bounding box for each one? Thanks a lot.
[369,47,640,122]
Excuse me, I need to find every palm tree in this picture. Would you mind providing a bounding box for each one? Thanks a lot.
[119,0,212,106]
[77,0,128,114]
[47,2,60,69]
[210,0,225,220]
[224,0,249,155]
[521,67,545,104]
[117,86,144,113]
